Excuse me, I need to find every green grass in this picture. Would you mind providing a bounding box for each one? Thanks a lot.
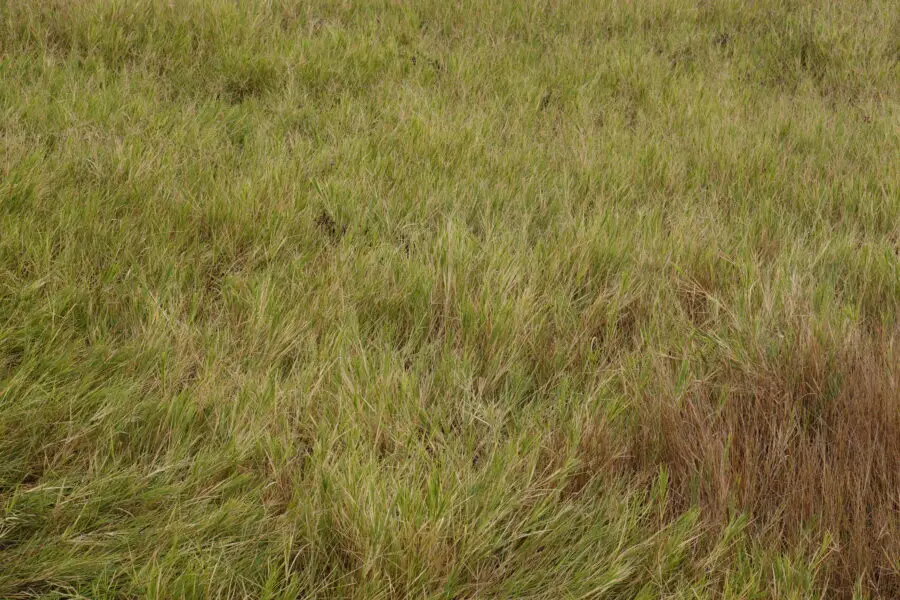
[1,0,899,598]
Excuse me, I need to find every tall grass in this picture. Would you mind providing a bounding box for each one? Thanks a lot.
[1,0,898,598]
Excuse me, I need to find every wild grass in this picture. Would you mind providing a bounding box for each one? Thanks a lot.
[1,0,898,598]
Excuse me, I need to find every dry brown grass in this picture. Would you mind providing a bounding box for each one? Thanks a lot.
[629,324,900,596]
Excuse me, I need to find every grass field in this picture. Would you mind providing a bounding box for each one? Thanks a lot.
[1,1,899,598]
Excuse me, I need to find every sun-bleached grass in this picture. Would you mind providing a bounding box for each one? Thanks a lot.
[1,0,898,598]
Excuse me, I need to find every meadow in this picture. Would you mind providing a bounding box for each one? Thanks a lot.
[1,1,898,598]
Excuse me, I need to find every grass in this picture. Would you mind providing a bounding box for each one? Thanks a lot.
[1,0,898,598]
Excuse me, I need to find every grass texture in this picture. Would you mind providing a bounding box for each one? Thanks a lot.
[1,1,899,598]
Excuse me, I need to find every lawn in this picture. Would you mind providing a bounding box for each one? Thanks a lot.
[1,1,898,598]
